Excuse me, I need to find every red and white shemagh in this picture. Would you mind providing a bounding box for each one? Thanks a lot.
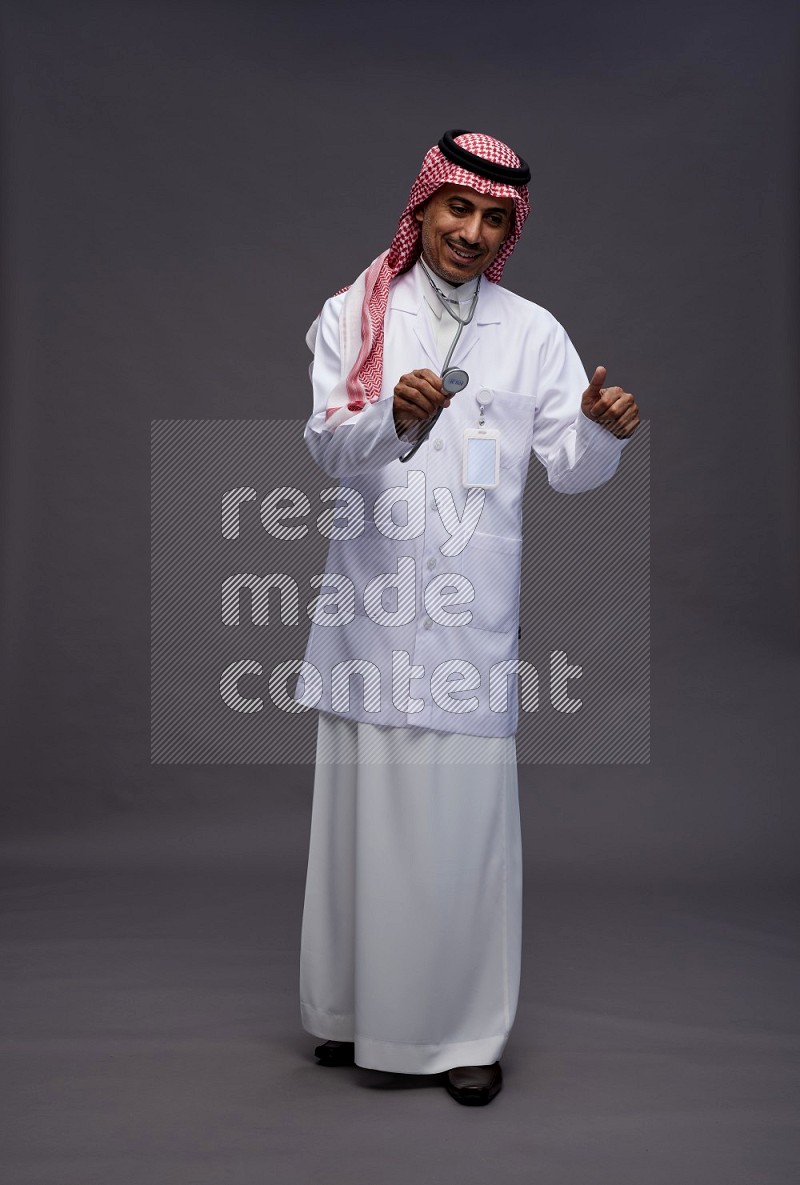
[307,133,531,428]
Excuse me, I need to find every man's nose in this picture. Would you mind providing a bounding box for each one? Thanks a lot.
[459,212,484,245]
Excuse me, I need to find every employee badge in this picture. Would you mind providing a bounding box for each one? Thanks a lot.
[462,392,500,488]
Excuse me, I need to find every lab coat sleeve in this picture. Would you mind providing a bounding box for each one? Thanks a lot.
[531,318,629,494]
[303,295,413,478]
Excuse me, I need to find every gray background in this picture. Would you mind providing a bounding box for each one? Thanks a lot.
[1,0,798,1181]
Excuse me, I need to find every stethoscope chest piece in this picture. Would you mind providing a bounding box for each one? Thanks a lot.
[441,367,469,395]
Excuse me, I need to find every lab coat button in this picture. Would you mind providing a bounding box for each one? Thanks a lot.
[423,617,433,630]
[433,438,443,451]
[426,557,437,570]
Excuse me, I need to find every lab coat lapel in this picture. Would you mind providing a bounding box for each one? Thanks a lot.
[388,268,439,370]
[387,264,503,373]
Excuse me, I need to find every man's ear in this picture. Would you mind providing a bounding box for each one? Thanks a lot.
[414,204,426,225]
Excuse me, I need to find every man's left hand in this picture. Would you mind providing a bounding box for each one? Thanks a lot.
[581,366,640,439]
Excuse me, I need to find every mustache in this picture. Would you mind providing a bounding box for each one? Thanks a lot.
[447,239,485,254]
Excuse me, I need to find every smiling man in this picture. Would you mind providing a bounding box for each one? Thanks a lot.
[297,130,640,1106]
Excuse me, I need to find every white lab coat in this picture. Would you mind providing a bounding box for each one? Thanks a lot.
[295,261,628,737]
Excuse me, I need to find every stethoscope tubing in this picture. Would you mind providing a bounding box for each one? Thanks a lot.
[399,264,481,463]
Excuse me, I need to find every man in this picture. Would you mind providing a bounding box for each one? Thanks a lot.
[296,131,639,1105]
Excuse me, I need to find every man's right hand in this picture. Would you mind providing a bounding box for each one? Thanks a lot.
[393,369,451,439]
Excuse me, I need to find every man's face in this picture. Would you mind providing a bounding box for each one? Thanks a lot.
[414,183,515,284]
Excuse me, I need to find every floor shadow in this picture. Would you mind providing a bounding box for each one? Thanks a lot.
[354,1068,447,1092]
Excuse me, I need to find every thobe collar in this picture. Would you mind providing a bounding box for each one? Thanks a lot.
[387,262,501,326]
[415,259,480,325]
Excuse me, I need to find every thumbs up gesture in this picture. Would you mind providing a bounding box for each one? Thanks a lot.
[581,366,640,439]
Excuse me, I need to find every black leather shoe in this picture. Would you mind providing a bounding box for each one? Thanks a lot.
[313,1040,355,1066]
[444,1061,503,1105]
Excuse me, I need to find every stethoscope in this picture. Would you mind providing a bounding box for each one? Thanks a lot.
[399,260,481,463]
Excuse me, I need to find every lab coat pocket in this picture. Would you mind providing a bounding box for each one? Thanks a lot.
[459,530,522,635]
[480,389,534,470]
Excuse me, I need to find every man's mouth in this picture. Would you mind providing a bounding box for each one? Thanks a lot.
[446,241,483,262]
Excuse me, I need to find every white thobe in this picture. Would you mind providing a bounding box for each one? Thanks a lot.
[299,711,521,1075]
